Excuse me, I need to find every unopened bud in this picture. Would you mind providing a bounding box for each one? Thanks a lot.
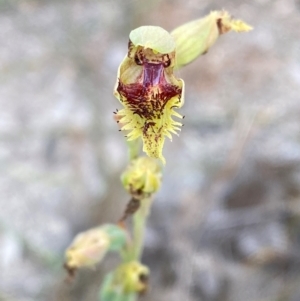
[115,261,149,294]
[99,261,149,299]
[171,10,253,69]
[64,224,126,272]
[121,157,162,199]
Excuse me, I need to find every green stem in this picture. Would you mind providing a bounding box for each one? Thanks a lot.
[126,139,152,260]
[127,140,141,161]
[132,197,152,260]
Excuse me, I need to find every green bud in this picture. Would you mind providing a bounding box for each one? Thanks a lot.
[121,157,162,199]
[115,261,149,294]
[171,10,253,69]
[100,261,149,299]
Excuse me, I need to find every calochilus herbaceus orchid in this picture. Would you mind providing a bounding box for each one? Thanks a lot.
[113,11,252,164]
[65,10,253,301]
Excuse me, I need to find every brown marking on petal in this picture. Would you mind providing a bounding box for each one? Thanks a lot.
[216,18,222,34]
[217,17,232,34]
[117,79,181,121]
[127,40,135,58]
[154,126,163,143]
[162,54,171,67]
[134,54,143,65]
[143,121,156,135]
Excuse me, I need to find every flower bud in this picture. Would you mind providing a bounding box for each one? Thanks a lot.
[64,224,127,272]
[99,261,149,300]
[121,156,162,199]
[171,10,253,69]
[114,261,149,294]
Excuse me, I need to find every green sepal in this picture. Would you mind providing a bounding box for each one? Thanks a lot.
[102,224,127,252]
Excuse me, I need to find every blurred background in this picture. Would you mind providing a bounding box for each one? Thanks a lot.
[1,0,300,300]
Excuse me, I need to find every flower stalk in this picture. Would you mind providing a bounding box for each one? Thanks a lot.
[132,197,152,260]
